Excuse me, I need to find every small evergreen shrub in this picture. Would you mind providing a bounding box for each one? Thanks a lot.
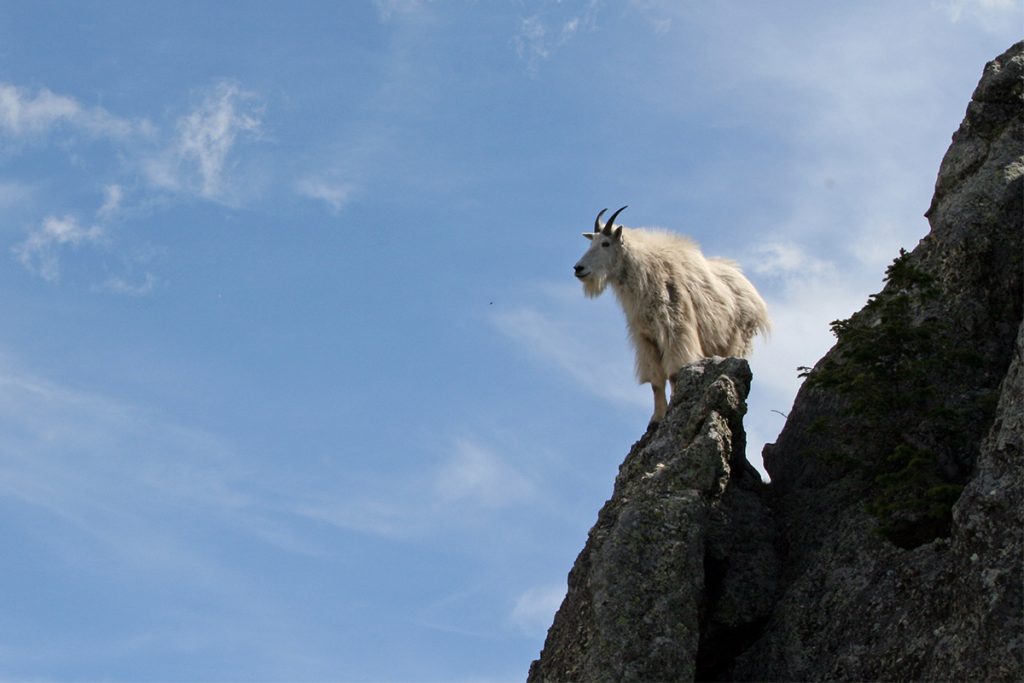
[801,250,995,549]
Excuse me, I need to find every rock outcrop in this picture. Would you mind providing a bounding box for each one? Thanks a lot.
[529,41,1023,682]
[527,357,779,683]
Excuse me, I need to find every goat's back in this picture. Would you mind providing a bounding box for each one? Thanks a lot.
[621,228,769,359]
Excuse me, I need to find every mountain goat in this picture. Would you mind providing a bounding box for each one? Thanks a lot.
[573,206,770,425]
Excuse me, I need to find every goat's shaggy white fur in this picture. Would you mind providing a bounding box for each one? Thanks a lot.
[574,208,770,424]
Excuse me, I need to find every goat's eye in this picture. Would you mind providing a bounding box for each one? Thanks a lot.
[601,241,610,247]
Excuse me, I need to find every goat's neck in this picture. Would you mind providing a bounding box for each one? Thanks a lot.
[609,250,637,307]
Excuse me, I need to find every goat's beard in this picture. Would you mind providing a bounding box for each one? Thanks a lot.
[582,274,608,298]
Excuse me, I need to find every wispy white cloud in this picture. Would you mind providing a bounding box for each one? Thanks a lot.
[513,1,601,74]
[10,188,160,294]
[2,79,270,291]
[373,0,426,22]
[629,0,674,36]
[97,183,124,219]
[936,0,1023,30]
[0,352,382,675]
[490,292,647,411]
[177,83,262,197]
[145,81,263,202]
[510,584,565,637]
[0,347,372,584]
[295,495,422,539]
[434,439,536,510]
[514,16,551,65]
[12,214,106,283]
[1,79,266,207]
[0,356,243,571]
[0,82,152,139]
[0,83,77,134]
[743,244,865,398]
[0,179,34,210]
[94,272,158,297]
[748,241,837,281]
[294,436,538,539]
[294,175,358,213]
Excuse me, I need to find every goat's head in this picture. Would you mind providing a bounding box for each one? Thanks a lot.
[574,206,626,297]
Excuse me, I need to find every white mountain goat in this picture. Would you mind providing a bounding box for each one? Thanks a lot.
[573,206,770,425]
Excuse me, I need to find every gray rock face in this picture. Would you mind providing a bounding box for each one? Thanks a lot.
[731,40,1022,682]
[527,358,779,683]
[529,41,1022,682]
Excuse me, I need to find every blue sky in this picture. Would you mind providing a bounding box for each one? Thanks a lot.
[0,1,1020,680]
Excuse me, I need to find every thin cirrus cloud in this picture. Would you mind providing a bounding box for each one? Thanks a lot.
[0,353,367,674]
[10,188,161,291]
[12,214,106,283]
[294,175,358,213]
[0,348,384,576]
[512,0,600,74]
[940,0,1022,28]
[372,0,426,22]
[0,82,153,140]
[510,584,566,636]
[3,80,275,289]
[94,272,158,297]
[143,81,264,202]
[490,296,648,411]
[0,80,266,206]
[0,355,250,568]
[290,437,538,539]
[433,438,537,510]
[97,183,125,219]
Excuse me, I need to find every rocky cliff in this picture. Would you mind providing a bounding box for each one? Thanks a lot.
[528,41,1023,682]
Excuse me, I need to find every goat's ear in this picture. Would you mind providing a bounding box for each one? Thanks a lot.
[613,226,623,240]
[582,232,595,240]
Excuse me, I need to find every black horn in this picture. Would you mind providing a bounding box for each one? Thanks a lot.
[602,205,628,235]
[593,208,607,233]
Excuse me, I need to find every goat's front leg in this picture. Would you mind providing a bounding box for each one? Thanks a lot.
[650,379,668,426]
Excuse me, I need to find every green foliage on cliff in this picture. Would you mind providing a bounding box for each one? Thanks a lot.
[802,249,997,548]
